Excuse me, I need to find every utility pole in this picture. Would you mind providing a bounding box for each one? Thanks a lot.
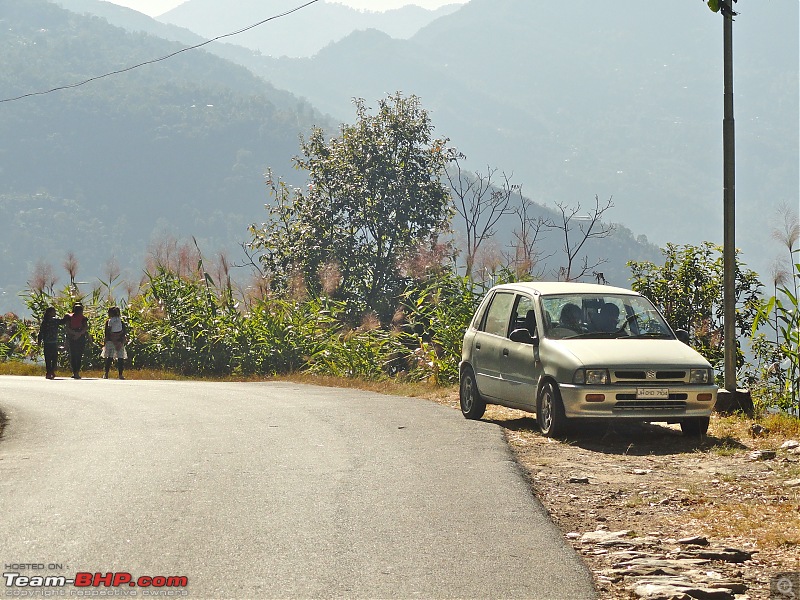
[722,4,736,393]
[708,0,751,414]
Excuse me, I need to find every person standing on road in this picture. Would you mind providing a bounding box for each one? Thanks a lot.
[63,302,89,379]
[37,306,63,380]
[101,306,128,380]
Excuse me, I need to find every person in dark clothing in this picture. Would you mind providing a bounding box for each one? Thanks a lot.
[37,306,62,379]
[595,302,621,332]
[559,303,584,333]
[101,306,128,380]
[63,302,89,379]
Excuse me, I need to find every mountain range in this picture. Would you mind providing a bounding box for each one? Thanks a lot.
[1,0,797,315]
[159,0,462,58]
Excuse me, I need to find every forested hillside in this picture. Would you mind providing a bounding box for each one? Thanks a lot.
[0,0,329,310]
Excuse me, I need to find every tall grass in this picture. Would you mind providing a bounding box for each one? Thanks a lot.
[2,263,478,384]
[750,254,800,415]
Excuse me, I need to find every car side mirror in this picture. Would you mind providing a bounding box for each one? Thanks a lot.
[509,328,535,345]
[675,329,690,345]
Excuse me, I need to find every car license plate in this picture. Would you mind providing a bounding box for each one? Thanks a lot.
[636,388,670,399]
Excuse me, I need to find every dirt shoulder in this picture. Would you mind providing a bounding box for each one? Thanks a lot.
[429,390,800,600]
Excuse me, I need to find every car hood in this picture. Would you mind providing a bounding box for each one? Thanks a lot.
[545,338,711,368]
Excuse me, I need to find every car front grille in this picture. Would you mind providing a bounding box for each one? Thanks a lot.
[613,400,688,411]
[613,370,687,382]
[615,393,689,401]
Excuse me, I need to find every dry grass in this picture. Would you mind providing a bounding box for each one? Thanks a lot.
[279,372,452,401]
[0,365,196,381]
[0,362,41,376]
[690,500,800,549]
[760,412,800,438]
[691,415,800,553]
[713,412,800,448]
[0,363,461,400]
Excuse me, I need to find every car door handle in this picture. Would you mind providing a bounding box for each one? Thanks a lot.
[503,348,509,356]
[475,343,481,350]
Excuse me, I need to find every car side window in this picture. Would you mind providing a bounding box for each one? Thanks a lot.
[480,292,515,337]
[511,295,537,336]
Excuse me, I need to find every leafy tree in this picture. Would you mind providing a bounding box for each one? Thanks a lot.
[249,93,453,321]
[628,242,762,373]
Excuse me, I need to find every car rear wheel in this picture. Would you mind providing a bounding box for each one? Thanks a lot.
[680,416,710,437]
[537,382,568,437]
[460,367,486,420]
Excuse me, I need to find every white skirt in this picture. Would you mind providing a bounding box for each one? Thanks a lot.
[101,342,127,360]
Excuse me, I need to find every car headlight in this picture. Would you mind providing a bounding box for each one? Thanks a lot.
[574,368,609,385]
[690,368,712,384]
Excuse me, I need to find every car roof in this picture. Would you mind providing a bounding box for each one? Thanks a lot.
[489,281,640,297]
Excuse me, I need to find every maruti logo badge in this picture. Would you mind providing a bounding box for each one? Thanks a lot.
[646,370,657,380]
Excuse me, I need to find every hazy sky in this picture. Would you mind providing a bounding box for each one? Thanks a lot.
[105,0,465,17]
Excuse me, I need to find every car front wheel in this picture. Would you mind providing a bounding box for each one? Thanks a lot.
[460,367,486,420]
[537,382,568,437]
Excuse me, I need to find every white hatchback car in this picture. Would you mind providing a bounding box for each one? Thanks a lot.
[459,282,717,436]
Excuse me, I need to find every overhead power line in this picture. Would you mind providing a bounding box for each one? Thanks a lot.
[0,0,321,104]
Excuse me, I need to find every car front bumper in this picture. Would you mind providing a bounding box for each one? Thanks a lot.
[559,383,717,419]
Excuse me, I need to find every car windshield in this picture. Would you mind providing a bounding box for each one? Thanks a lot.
[540,294,673,340]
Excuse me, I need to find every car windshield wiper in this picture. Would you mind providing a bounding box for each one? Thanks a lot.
[571,330,670,340]
[630,331,673,339]
[567,331,620,339]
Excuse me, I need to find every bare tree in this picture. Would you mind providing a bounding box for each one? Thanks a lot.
[505,197,551,280]
[546,195,615,282]
[446,156,519,279]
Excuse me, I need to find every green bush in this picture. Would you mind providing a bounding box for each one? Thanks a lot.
[399,272,480,384]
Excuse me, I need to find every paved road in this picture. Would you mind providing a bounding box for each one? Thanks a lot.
[0,376,595,599]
